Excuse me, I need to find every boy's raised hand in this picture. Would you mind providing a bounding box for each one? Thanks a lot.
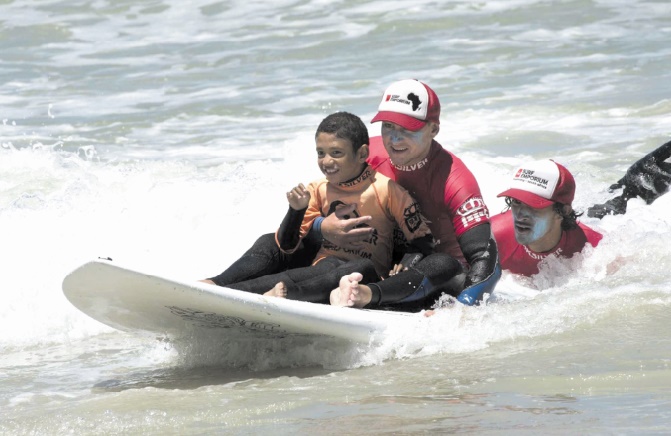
[287,183,310,210]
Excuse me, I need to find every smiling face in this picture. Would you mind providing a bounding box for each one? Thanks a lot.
[380,121,438,167]
[316,132,367,185]
[510,198,564,252]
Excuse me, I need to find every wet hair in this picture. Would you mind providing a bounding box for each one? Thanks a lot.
[315,112,369,153]
[504,197,582,230]
[553,202,582,231]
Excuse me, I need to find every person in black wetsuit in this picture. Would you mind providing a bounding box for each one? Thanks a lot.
[588,139,671,218]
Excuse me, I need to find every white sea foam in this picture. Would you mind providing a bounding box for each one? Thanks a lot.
[1,0,669,431]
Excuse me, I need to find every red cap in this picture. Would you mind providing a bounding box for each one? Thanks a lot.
[497,160,575,208]
[371,79,441,131]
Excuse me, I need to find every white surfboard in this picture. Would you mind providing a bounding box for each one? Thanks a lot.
[62,259,419,343]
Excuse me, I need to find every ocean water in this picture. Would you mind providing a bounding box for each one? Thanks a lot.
[1,0,670,433]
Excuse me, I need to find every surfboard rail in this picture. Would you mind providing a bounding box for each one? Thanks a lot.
[62,259,419,343]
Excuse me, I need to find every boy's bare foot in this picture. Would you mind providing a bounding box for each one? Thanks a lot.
[330,273,371,308]
[264,282,287,298]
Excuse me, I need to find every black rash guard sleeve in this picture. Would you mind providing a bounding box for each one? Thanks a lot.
[619,138,671,204]
[276,206,307,251]
[588,139,671,218]
[455,223,501,305]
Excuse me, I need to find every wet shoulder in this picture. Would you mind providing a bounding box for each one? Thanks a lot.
[578,221,604,247]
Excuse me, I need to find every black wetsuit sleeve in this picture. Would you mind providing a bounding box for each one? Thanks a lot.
[618,140,671,203]
[588,139,671,218]
[277,207,307,251]
[456,223,501,305]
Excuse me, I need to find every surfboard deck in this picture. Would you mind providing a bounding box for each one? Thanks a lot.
[62,259,419,343]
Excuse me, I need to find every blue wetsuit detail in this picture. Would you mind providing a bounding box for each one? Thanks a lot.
[312,216,324,234]
[397,277,433,303]
[456,263,502,305]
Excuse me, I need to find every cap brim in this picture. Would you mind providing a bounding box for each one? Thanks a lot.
[497,188,554,209]
[371,111,426,131]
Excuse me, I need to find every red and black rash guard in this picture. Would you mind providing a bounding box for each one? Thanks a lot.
[366,137,490,264]
[276,166,433,278]
[490,210,603,276]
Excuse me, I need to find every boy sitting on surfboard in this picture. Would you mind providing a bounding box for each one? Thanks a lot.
[203,111,435,303]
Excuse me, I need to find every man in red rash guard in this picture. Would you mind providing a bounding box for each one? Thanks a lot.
[491,160,603,276]
[324,79,501,308]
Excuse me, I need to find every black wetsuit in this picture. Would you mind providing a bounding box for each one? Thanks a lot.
[207,231,459,310]
[588,139,671,218]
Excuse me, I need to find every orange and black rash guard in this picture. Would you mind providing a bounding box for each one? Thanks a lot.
[275,166,432,278]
